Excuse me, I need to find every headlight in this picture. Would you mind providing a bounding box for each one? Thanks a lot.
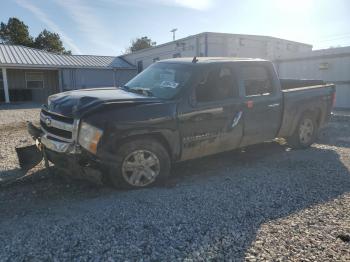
[78,122,103,154]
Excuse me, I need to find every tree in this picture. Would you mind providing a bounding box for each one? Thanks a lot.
[126,36,156,53]
[0,17,72,54]
[0,17,33,46]
[34,29,71,54]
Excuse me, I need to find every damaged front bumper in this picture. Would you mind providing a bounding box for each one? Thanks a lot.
[16,122,103,184]
[41,135,77,154]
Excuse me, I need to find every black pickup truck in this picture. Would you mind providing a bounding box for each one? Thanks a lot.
[18,58,336,188]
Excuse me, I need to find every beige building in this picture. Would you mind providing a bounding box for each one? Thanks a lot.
[122,32,312,72]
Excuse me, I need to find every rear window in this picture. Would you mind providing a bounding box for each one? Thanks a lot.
[242,66,273,96]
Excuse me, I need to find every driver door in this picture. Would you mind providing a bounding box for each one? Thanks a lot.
[178,64,244,160]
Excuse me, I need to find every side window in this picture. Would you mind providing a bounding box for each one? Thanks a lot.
[195,65,238,103]
[242,66,273,96]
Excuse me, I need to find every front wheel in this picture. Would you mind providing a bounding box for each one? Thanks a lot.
[287,112,318,149]
[107,138,170,189]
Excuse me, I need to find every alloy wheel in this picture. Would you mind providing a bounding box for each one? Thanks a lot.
[299,118,314,144]
[121,150,160,187]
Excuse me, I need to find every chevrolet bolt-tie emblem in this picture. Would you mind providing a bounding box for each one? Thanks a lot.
[45,117,52,126]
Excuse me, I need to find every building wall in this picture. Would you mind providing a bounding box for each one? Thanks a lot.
[277,51,350,109]
[122,32,312,70]
[61,68,137,90]
[0,69,59,103]
[0,71,4,101]
[122,35,204,71]
[206,33,311,60]
[114,69,138,86]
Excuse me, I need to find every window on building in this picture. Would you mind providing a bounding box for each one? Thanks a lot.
[239,38,245,46]
[195,65,238,103]
[137,61,143,73]
[25,72,44,89]
[153,57,160,63]
[242,66,273,96]
[173,53,181,58]
[319,62,329,70]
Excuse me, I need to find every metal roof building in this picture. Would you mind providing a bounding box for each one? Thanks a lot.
[0,44,136,103]
[0,44,134,69]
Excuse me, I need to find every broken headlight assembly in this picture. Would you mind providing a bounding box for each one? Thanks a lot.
[78,122,103,154]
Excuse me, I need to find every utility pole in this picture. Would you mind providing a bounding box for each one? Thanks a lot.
[170,28,177,41]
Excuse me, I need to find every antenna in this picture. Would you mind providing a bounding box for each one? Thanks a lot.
[170,28,178,41]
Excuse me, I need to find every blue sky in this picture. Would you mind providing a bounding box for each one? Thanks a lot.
[1,0,350,55]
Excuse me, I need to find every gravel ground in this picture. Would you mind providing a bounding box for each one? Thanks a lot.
[0,103,41,129]
[0,103,41,176]
[0,107,349,261]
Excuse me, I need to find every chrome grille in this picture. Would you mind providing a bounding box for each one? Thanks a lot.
[40,109,75,142]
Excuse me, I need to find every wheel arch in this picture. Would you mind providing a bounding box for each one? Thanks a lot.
[110,131,179,162]
[101,131,174,189]
[290,107,321,136]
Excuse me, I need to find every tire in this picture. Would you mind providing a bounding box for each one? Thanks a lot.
[287,112,318,149]
[107,138,171,189]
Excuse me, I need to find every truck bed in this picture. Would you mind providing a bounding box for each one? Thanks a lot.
[278,83,336,138]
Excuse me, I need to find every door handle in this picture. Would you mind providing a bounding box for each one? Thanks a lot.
[268,103,280,108]
[231,111,243,128]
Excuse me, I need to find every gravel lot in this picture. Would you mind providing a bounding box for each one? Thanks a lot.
[0,106,349,261]
[0,103,41,129]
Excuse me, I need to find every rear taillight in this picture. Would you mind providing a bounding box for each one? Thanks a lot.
[332,92,336,108]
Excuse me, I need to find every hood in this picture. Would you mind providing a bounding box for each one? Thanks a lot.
[47,87,161,118]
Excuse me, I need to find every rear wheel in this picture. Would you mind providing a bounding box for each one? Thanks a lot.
[287,112,317,149]
[107,138,170,189]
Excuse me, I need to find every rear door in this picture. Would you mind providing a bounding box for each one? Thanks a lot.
[178,63,244,160]
[239,63,283,146]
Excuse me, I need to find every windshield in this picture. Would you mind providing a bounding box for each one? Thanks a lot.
[124,62,194,99]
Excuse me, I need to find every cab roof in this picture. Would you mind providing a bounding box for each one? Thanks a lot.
[160,57,268,64]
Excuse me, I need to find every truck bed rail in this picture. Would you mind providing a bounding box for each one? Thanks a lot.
[280,79,326,90]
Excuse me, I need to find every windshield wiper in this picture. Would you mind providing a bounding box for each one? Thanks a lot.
[120,85,154,97]
[129,87,154,97]
[136,88,153,97]
[120,85,130,91]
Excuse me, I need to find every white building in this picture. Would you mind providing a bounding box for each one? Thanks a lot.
[277,46,350,109]
[122,32,312,72]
